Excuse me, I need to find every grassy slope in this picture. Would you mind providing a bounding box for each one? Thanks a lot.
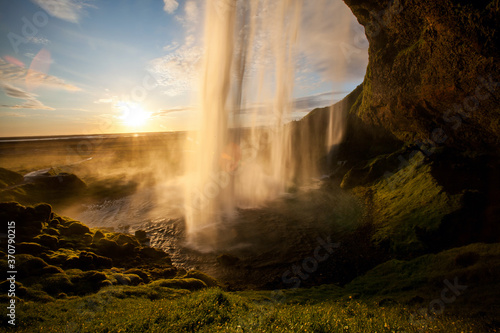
[6,286,491,333]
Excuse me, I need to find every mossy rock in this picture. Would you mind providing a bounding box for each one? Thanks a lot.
[152,278,207,291]
[111,233,141,247]
[42,249,78,266]
[43,227,60,236]
[16,242,46,255]
[40,273,73,295]
[33,203,53,222]
[92,230,105,243]
[150,267,177,279]
[42,265,64,275]
[183,270,218,287]
[124,268,150,283]
[112,273,143,286]
[139,247,169,260]
[63,221,91,236]
[0,280,27,298]
[71,271,108,295]
[33,234,59,250]
[23,287,54,303]
[95,238,123,258]
[135,230,149,244]
[64,251,112,270]
[17,255,49,277]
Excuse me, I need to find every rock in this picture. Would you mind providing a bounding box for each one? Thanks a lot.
[184,270,218,287]
[135,230,149,244]
[95,238,123,258]
[139,247,168,260]
[65,222,91,236]
[64,251,112,270]
[33,234,59,250]
[44,228,60,236]
[16,242,45,254]
[92,230,105,243]
[17,255,49,276]
[153,278,207,291]
[124,268,150,283]
[33,203,53,222]
[343,0,500,153]
[42,265,64,275]
[71,271,108,294]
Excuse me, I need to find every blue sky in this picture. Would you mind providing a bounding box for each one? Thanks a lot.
[0,0,368,137]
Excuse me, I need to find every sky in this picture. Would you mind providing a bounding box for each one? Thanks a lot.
[0,0,368,137]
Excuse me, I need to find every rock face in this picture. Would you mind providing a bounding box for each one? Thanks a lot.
[343,0,499,152]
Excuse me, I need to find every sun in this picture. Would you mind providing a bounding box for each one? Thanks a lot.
[116,101,151,127]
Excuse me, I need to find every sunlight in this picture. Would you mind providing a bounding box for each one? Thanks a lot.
[116,101,151,127]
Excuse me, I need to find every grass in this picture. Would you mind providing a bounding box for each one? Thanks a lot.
[4,287,491,332]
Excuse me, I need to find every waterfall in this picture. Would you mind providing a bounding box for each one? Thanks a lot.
[183,0,348,251]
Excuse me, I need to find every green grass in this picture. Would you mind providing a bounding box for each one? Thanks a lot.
[4,287,490,332]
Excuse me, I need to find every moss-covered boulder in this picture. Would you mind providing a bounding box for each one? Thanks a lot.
[33,234,59,250]
[151,278,207,291]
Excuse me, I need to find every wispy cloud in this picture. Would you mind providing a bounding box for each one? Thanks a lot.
[31,0,94,23]
[163,0,179,14]
[2,84,34,99]
[298,0,368,83]
[294,91,350,111]
[0,112,28,118]
[1,83,55,110]
[149,1,202,96]
[0,58,80,91]
[151,107,192,117]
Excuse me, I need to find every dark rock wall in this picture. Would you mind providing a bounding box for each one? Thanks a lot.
[343,0,499,152]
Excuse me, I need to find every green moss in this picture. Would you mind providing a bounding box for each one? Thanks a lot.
[345,242,500,302]
[151,278,208,291]
[367,154,462,253]
[39,273,73,295]
[183,270,219,287]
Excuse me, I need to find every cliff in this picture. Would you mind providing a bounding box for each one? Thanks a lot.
[343,0,499,152]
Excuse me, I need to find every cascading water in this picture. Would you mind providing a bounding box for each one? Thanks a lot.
[184,0,302,251]
[184,0,359,251]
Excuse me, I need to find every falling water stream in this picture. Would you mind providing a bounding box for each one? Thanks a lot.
[183,0,305,251]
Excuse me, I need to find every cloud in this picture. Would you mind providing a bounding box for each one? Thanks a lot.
[298,0,369,82]
[151,107,192,117]
[1,100,55,111]
[0,112,28,118]
[293,91,350,111]
[0,58,80,91]
[163,0,179,14]
[1,83,55,110]
[2,84,35,99]
[31,0,94,23]
[150,1,203,96]
[94,98,114,104]
[148,44,203,96]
